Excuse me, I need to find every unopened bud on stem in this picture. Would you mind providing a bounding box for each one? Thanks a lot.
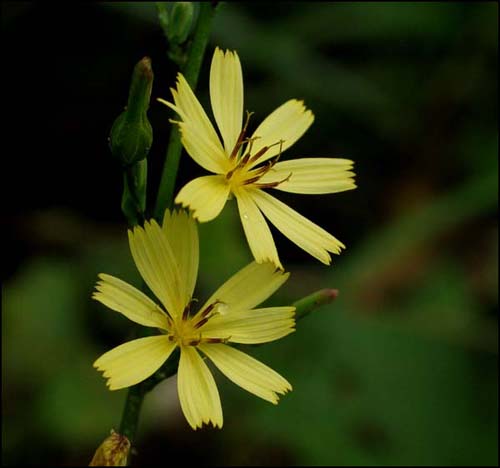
[156,2,195,67]
[157,2,195,45]
[89,429,131,466]
[109,57,153,167]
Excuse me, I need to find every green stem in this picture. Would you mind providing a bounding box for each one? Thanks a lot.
[118,4,218,457]
[153,2,218,221]
[118,384,144,442]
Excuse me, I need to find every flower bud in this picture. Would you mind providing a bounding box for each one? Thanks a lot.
[157,2,195,45]
[109,57,153,167]
[89,429,131,466]
[168,2,195,44]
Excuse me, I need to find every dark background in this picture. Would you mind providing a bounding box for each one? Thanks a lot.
[2,2,498,466]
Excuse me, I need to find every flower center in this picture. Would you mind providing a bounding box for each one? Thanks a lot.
[225,111,291,191]
[167,300,229,347]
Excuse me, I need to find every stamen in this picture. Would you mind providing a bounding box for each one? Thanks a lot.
[165,314,174,329]
[193,316,210,330]
[226,137,261,180]
[203,336,231,344]
[267,140,284,167]
[242,175,263,186]
[182,303,190,321]
[237,136,260,166]
[254,172,292,189]
[187,334,202,346]
[242,140,286,187]
[198,300,222,319]
[229,110,254,160]
[181,297,198,321]
[247,139,284,166]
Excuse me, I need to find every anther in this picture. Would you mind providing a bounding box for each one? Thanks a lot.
[226,137,261,180]
[237,136,261,167]
[193,316,210,330]
[247,139,284,166]
[229,110,254,160]
[198,300,222,319]
[203,336,231,344]
[182,303,190,321]
[165,314,173,329]
[254,172,293,189]
[188,333,203,346]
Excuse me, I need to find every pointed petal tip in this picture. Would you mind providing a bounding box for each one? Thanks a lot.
[318,254,332,266]
[212,419,223,429]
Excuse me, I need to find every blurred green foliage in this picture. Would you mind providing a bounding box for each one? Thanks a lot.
[2,1,497,466]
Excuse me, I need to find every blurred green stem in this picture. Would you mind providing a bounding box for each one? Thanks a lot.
[153,2,218,221]
[118,3,218,459]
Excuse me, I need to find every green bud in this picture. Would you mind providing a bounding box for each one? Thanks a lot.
[168,2,195,44]
[109,57,153,167]
[157,2,194,45]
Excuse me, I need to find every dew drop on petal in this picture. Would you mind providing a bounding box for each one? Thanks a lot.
[217,303,229,315]
[242,213,249,220]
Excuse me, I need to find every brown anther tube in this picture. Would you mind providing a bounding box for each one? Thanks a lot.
[229,111,253,160]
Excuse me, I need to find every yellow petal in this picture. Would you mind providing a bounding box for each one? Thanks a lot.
[200,307,296,344]
[234,187,282,269]
[177,346,223,429]
[259,158,356,194]
[93,273,169,330]
[199,343,292,404]
[210,47,243,155]
[248,99,314,168]
[176,120,229,174]
[128,220,183,318]
[175,175,230,222]
[251,189,345,265]
[94,336,176,390]
[162,210,199,306]
[157,73,228,173]
[199,261,289,314]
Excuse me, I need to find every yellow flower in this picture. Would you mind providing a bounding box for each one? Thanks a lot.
[159,47,356,269]
[93,210,294,430]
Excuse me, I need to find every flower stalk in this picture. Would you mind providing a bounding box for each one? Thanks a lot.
[116,3,218,458]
